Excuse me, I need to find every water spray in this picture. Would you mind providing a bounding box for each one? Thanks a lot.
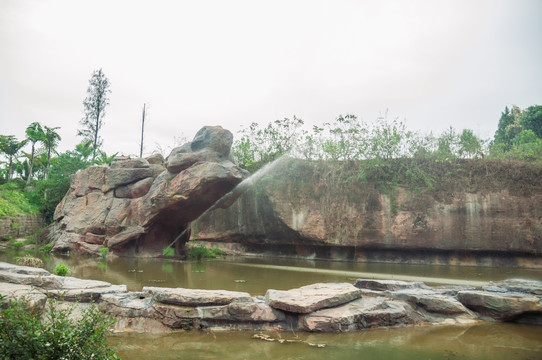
[163,154,292,254]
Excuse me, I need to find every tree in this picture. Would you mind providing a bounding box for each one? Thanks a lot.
[24,122,44,184]
[78,68,111,159]
[493,105,524,150]
[459,129,482,158]
[42,125,61,179]
[0,135,26,181]
[519,105,542,139]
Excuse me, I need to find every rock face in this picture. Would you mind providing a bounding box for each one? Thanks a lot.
[44,126,245,257]
[0,214,44,240]
[192,158,542,267]
[1,262,542,332]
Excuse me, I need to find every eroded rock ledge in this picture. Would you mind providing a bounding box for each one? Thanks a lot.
[43,126,245,258]
[1,261,541,333]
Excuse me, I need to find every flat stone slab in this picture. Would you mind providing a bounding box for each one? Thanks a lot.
[0,282,48,311]
[303,296,424,332]
[265,282,362,314]
[389,289,475,316]
[354,279,429,292]
[483,279,542,296]
[142,286,252,306]
[0,261,51,276]
[457,290,542,321]
[197,298,284,323]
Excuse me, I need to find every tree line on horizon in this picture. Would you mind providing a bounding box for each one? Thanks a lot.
[232,105,542,173]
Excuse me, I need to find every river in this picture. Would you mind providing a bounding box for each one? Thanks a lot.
[1,249,542,359]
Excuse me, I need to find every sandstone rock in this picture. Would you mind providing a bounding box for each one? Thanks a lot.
[100,292,156,318]
[193,158,542,263]
[457,290,542,321]
[71,166,107,197]
[106,226,145,249]
[0,282,47,312]
[191,125,233,155]
[265,283,362,314]
[103,167,154,193]
[146,153,164,165]
[166,148,222,173]
[483,279,542,296]
[143,287,252,306]
[110,158,150,169]
[0,261,50,276]
[115,177,154,198]
[390,289,474,316]
[303,296,425,332]
[45,126,244,257]
[354,279,430,291]
[197,298,284,323]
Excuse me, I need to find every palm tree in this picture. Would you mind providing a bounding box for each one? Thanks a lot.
[42,126,61,179]
[0,135,26,181]
[25,122,45,184]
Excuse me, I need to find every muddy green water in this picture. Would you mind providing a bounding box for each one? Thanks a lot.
[2,249,542,359]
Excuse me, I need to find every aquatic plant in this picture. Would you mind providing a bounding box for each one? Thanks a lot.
[99,247,109,260]
[54,264,69,277]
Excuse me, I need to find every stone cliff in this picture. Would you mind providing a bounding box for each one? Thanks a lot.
[44,126,245,257]
[193,158,542,267]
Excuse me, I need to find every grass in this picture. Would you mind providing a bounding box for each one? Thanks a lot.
[0,184,39,218]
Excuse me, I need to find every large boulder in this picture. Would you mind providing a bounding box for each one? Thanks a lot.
[44,126,245,257]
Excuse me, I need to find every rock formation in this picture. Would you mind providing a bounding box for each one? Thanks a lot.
[1,261,542,332]
[44,126,245,257]
[192,158,542,268]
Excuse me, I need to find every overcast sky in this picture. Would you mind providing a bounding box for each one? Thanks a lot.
[1,0,541,157]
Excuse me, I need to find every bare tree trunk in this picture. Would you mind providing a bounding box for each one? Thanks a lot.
[140,104,146,158]
[26,143,35,184]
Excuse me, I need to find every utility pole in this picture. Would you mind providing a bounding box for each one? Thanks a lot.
[140,103,146,158]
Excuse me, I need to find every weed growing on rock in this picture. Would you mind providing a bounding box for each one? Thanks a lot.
[54,264,69,276]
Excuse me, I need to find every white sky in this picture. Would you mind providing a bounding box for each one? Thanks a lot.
[1,0,541,157]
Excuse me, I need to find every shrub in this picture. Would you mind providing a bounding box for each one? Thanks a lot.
[53,264,69,277]
[187,244,224,260]
[0,297,118,359]
[38,243,53,253]
[162,247,175,257]
[99,247,109,260]
[15,255,44,268]
[11,240,24,249]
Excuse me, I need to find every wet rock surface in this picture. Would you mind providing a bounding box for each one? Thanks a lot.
[1,262,542,333]
[43,126,245,257]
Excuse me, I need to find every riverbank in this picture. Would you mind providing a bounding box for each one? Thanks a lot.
[1,261,541,333]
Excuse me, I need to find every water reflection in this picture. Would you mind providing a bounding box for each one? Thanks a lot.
[1,250,542,293]
[112,323,542,360]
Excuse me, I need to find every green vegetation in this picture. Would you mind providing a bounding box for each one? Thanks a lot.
[79,68,111,159]
[232,105,542,174]
[53,264,69,277]
[38,243,53,253]
[0,183,39,218]
[162,247,175,257]
[0,296,118,359]
[187,244,224,260]
[99,247,109,260]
